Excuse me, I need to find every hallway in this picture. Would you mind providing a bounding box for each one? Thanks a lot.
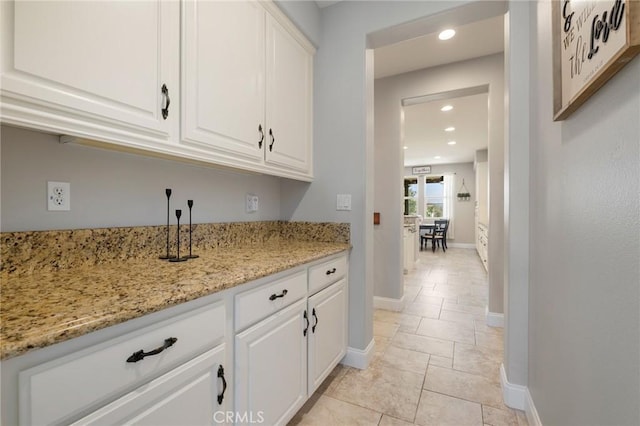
[290,248,528,426]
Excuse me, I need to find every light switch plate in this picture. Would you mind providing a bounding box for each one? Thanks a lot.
[336,194,351,211]
[246,194,259,213]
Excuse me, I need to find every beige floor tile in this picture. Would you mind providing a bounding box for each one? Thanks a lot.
[475,331,504,352]
[415,390,483,426]
[453,342,502,382]
[379,415,415,426]
[482,405,519,426]
[474,320,504,336]
[439,309,480,325]
[413,294,445,306]
[374,321,400,338]
[403,301,442,318]
[391,331,454,358]
[424,365,504,408]
[374,310,422,334]
[379,345,431,375]
[515,409,529,426]
[416,318,476,344]
[317,364,350,396]
[288,395,381,426]
[374,309,403,323]
[429,354,453,368]
[458,295,488,308]
[442,301,486,316]
[331,363,424,422]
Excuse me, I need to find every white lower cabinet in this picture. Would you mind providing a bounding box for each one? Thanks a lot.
[307,278,347,395]
[72,345,227,426]
[234,298,308,426]
[4,252,348,425]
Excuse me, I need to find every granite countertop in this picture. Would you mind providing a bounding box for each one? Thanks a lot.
[0,240,350,360]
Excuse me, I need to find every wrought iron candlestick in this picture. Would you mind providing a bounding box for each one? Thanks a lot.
[185,200,199,259]
[159,188,176,260]
[170,209,187,262]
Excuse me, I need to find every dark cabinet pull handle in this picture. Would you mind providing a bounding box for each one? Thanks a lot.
[303,310,309,336]
[269,289,288,301]
[161,84,170,120]
[312,308,318,333]
[269,128,275,152]
[325,268,337,275]
[258,124,264,148]
[217,365,227,404]
[126,337,177,363]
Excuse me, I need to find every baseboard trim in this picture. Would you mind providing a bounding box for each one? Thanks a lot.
[500,363,527,410]
[341,338,375,370]
[486,307,504,328]
[373,295,406,312]
[525,387,543,426]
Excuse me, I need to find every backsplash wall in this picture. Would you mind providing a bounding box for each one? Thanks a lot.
[1,126,283,232]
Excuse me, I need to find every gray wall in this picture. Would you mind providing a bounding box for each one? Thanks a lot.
[374,53,504,304]
[0,126,282,231]
[527,2,640,424]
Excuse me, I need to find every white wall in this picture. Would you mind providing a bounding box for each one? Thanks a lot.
[526,2,639,424]
[374,53,504,305]
[0,126,282,231]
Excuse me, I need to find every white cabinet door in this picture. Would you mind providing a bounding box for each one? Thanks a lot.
[0,0,179,146]
[181,0,265,162]
[73,345,228,426]
[307,279,347,395]
[235,298,307,426]
[265,13,313,174]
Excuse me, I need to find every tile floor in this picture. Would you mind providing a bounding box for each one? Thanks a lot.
[290,248,528,426]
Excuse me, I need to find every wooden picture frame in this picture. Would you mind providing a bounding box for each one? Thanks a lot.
[553,0,640,121]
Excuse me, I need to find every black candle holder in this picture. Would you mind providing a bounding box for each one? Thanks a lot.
[169,209,188,262]
[159,188,176,260]
[185,200,199,259]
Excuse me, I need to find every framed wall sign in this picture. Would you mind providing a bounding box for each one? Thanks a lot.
[553,0,640,121]
[411,166,431,175]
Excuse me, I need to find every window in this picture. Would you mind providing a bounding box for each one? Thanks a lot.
[425,176,444,218]
[403,177,418,215]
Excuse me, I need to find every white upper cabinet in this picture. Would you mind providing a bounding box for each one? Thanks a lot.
[0,0,313,181]
[182,0,314,180]
[0,0,180,148]
[264,12,313,174]
[181,0,265,162]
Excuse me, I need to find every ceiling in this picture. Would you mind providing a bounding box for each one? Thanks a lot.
[373,15,504,167]
[403,92,488,167]
[312,2,504,167]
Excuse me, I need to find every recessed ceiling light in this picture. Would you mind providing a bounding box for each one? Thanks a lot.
[434,156,441,159]
[447,141,456,145]
[403,146,408,150]
[445,127,455,132]
[438,29,456,41]
[441,105,453,112]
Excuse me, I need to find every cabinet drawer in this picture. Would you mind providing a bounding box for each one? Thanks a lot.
[19,301,225,426]
[235,271,307,331]
[308,255,347,295]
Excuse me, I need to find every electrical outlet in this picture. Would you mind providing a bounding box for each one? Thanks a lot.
[47,181,70,211]
[246,194,259,213]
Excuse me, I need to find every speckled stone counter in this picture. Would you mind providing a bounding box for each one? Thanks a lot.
[0,222,350,360]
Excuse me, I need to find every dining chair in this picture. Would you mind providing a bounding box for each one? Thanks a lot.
[422,220,448,252]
